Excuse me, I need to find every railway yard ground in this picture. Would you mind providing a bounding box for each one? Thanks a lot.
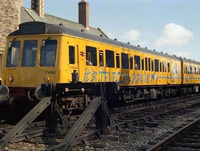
[1,94,200,151]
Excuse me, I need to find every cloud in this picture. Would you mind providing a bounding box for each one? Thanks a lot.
[107,33,115,39]
[138,40,149,46]
[155,23,193,47]
[121,30,141,42]
[175,52,192,59]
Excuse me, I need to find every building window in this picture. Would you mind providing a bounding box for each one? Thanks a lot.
[99,50,104,66]
[69,46,75,64]
[106,50,114,68]
[40,40,57,67]
[134,55,140,70]
[121,53,129,69]
[6,41,21,67]
[86,46,97,66]
[22,40,38,67]
[155,59,159,72]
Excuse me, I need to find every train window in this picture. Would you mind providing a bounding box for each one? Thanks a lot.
[86,46,97,66]
[160,62,162,72]
[187,65,190,74]
[6,41,21,67]
[40,40,57,67]
[184,65,187,74]
[148,58,151,71]
[155,59,159,72]
[185,66,188,74]
[151,60,154,71]
[130,57,133,69]
[22,40,38,67]
[142,59,144,70]
[163,61,167,72]
[69,46,75,64]
[116,53,120,68]
[162,61,165,72]
[121,53,129,69]
[145,57,148,71]
[106,50,114,68]
[99,50,104,66]
[168,63,170,72]
[134,55,140,70]
[175,63,178,73]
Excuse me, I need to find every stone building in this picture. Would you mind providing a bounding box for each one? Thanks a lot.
[0,0,108,78]
[0,0,22,77]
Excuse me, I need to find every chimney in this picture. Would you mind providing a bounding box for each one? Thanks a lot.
[31,0,44,17]
[78,0,89,29]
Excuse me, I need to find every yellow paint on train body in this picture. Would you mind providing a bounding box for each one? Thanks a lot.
[183,61,200,84]
[2,33,200,88]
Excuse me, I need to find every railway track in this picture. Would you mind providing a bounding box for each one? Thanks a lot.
[147,117,200,151]
[1,94,200,150]
[110,94,200,130]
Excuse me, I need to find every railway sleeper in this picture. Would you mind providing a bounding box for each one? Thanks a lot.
[173,142,200,148]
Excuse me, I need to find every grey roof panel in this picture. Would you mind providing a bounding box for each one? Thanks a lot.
[21,8,34,23]
[25,9,42,22]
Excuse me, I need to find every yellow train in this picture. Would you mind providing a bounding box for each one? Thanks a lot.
[0,22,200,107]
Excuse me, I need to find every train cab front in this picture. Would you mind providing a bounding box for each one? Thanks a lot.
[1,34,60,105]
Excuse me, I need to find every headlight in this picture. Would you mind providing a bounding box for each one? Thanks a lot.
[44,77,50,83]
[0,85,9,99]
[7,76,13,82]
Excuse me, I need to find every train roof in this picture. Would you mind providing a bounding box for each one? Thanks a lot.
[181,58,200,65]
[9,22,189,62]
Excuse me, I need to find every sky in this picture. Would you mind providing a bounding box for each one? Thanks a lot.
[23,0,200,62]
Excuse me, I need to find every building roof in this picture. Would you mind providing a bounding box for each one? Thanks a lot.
[21,7,108,38]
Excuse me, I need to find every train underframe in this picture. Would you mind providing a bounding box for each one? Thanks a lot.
[119,84,200,104]
[3,83,200,117]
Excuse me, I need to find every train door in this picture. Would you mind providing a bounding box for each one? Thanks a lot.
[141,57,145,85]
[68,40,79,82]
[98,48,106,82]
[167,62,171,84]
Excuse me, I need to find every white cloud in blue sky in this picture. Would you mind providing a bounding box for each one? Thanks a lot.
[176,52,192,59]
[121,30,141,42]
[155,23,193,47]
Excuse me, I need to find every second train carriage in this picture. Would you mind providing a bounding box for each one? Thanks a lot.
[0,21,199,108]
[182,58,200,93]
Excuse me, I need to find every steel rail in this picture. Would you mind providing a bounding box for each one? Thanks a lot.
[146,117,200,151]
